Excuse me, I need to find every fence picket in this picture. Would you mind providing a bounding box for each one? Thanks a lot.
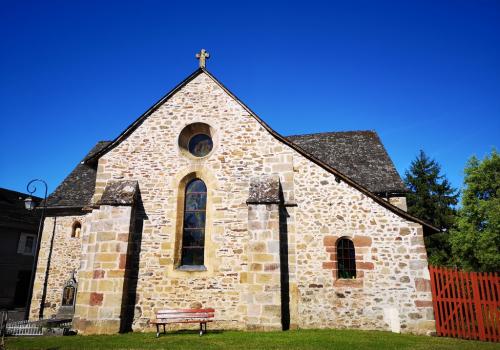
[429,267,440,335]
[459,270,472,339]
[439,267,449,337]
[429,266,499,343]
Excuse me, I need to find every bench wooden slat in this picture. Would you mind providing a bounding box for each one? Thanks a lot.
[156,313,214,318]
[156,311,214,315]
[151,319,214,325]
[154,316,214,321]
[157,308,215,314]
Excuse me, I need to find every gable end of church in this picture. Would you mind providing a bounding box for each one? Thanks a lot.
[29,63,437,336]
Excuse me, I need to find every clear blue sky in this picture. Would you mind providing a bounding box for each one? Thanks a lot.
[1,0,498,197]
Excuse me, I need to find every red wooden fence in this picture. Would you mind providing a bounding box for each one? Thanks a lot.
[429,266,499,342]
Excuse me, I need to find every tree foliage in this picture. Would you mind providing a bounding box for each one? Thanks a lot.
[404,150,459,229]
[450,150,500,272]
[404,150,459,266]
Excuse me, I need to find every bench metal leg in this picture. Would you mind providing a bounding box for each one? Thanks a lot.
[163,324,166,334]
[156,324,160,338]
[199,322,203,336]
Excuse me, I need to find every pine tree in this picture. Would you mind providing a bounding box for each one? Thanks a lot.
[450,150,500,272]
[404,150,459,266]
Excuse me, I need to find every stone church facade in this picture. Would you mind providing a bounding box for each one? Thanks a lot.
[29,60,437,335]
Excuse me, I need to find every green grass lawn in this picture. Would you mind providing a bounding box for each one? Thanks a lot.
[5,329,499,350]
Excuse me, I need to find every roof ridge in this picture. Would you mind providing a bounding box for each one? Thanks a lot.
[286,130,377,138]
[0,188,42,200]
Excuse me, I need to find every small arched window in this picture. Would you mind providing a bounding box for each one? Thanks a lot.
[337,238,356,279]
[72,221,81,238]
[181,179,207,266]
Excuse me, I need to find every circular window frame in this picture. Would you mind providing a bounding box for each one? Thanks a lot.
[178,122,216,159]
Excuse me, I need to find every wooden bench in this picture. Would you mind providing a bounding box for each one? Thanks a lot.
[151,308,215,337]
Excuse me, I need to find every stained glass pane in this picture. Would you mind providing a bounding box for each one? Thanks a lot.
[182,229,204,247]
[181,248,195,265]
[181,247,205,266]
[186,179,207,193]
[185,193,207,210]
[183,212,206,229]
[181,178,207,266]
[188,134,213,157]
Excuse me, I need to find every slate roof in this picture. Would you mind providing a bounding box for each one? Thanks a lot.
[44,141,111,208]
[286,131,406,195]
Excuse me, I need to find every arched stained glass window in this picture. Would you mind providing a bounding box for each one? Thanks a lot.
[181,179,207,266]
[337,238,356,279]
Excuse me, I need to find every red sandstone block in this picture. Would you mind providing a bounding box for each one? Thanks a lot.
[93,270,105,279]
[119,254,127,269]
[323,236,337,247]
[357,262,374,270]
[415,278,431,292]
[322,262,335,269]
[264,263,279,271]
[117,233,129,242]
[90,292,103,306]
[415,300,433,307]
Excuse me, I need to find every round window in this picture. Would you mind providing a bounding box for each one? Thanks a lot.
[188,134,213,157]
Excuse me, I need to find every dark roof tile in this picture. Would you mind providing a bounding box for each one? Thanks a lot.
[45,141,111,208]
[286,131,406,194]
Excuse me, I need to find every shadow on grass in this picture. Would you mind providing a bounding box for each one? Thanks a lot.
[156,329,225,336]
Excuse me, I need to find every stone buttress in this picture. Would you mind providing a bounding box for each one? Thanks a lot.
[73,181,138,334]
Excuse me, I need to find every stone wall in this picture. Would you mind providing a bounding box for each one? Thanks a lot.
[30,214,85,319]
[389,196,408,211]
[40,71,433,334]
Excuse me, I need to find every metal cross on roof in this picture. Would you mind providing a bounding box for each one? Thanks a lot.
[196,49,210,68]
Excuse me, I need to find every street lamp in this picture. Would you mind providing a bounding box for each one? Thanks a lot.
[23,179,48,321]
[24,196,37,211]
